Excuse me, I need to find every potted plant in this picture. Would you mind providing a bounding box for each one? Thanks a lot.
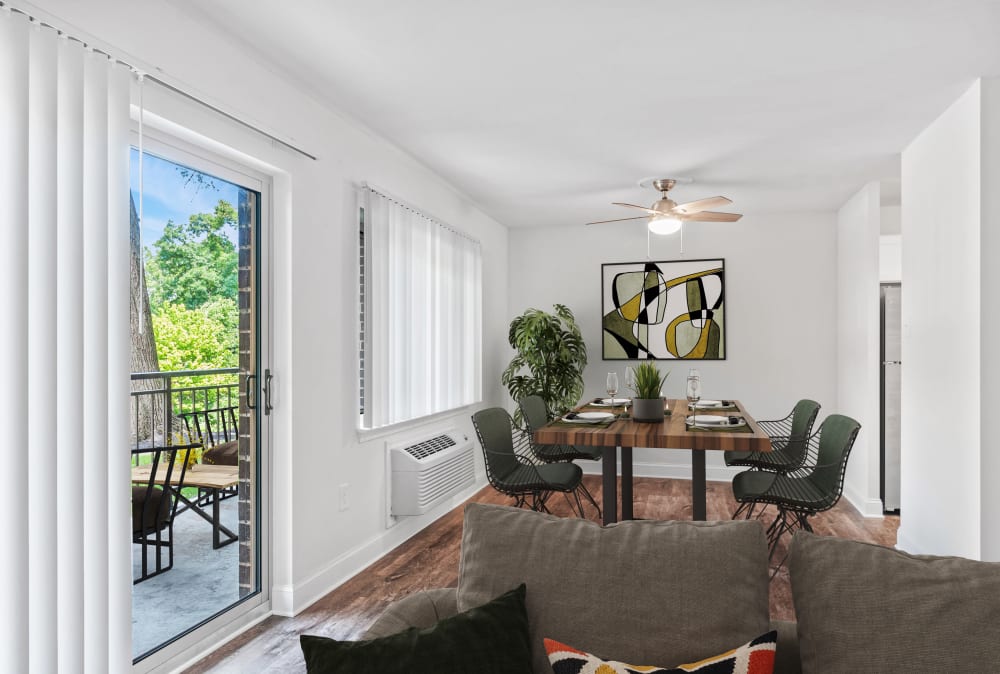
[630,362,669,422]
[502,304,587,425]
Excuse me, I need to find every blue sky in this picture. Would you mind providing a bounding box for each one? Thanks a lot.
[129,148,241,252]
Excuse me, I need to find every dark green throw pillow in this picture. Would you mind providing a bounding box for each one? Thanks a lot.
[300,584,531,674]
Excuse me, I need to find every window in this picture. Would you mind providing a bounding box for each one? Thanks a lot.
[360,186,482,429]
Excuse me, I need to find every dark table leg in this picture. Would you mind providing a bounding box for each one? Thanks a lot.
[602,446,617,525]
[172,487,238,547]
[212,488,223,549]
[621,446,633,520]
[692,450,706,521]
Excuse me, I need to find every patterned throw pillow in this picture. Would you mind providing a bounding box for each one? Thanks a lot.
[544,630,776,674]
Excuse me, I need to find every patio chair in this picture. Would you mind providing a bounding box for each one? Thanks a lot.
[180,406,240,504]
[132,442,200,583]
[731,414,860,569]
[472,407,589,518]
[518,395,602,519]
[726,399,821,519]
[179,406,239,465]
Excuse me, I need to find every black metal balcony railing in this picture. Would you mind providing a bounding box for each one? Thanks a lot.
[130,368,240,449]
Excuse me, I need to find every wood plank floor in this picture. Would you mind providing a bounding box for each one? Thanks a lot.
[186,475,898,673]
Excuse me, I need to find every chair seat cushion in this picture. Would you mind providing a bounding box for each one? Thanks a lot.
[203,440,239,465]
[457,503,771,673]
[499,462,581,491]
[790,532,1000,673]
[132,485,170,535]
[724,450,754,466]
[732,470,777,501]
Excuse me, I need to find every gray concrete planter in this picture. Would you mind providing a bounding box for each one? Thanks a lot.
[631,397,665,422]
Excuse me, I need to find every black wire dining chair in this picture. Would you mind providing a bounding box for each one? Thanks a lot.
[731,414,861,570]
[472,407,590,518]
[727,399,821,519]
[517,395,602,519]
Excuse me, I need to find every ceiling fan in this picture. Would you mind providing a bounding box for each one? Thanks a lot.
[586,178,742,235]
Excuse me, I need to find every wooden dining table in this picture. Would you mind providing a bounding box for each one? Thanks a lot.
[131,462,240,548]
[533,398,772,523]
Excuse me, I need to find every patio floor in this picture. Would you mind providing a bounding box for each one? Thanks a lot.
[132,496,240,659]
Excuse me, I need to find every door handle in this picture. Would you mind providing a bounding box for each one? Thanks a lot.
[246,373,257,410]
[263,369,273,415]
[882,361,902,366]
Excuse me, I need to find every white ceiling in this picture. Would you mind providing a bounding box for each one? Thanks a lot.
[179,1,1000,228]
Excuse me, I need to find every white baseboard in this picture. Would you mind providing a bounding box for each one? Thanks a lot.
[580,460,741,483]
[842,483,885,518]
[271,479,485,617]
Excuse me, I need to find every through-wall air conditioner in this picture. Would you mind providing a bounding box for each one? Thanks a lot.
[389,429,475,517]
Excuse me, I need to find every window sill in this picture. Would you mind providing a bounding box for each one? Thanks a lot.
[356,402,482,444]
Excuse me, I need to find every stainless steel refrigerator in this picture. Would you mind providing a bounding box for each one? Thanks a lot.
[880,284,901,512]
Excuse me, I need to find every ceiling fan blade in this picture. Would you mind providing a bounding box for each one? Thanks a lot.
[682,211,743,222]
[585,215,649,225]
[612,202,660,215]
[674,196,732,214]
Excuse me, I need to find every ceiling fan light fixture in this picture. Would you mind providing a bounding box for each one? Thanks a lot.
[648,215,682,235]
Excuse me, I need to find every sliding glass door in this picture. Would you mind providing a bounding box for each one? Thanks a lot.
[128,133,268,663]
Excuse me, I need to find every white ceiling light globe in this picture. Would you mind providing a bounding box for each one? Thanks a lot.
[647,216,682,235]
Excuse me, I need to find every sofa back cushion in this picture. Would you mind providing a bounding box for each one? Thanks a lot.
[790,532,1000,673]
[457,503,771,673]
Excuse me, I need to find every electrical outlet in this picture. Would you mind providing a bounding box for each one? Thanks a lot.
[338,483,350,511]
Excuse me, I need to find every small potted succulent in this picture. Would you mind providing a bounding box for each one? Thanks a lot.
[630,362,669,422]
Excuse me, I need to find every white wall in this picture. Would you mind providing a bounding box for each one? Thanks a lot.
[835,183,883,517]
[22,0,509,631]
[508,213,839,482]
[879,235,902,282]
[981,78,1000,562]
[899,80,988,558]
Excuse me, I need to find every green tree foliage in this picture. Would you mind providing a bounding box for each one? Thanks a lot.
[152,301,238,371]
[143,199,241,399]
[145,200,238,310]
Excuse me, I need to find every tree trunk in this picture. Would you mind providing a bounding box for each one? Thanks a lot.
[130,193,163,445]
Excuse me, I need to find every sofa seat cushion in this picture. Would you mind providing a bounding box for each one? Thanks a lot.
[300,584,531,674]
[789,531,1000,673]
[457,503,771,674]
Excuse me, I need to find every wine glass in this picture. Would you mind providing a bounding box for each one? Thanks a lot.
[625,365,636,395]
[686,369,701,425]
[606,372,620,417]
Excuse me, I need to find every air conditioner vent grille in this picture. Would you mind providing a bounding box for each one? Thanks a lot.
[403,434,456,460]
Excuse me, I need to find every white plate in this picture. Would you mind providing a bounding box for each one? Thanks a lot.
[593,398,630,406]
[691,400,736,408]
[686,415,746,428]
[576,412,614,421]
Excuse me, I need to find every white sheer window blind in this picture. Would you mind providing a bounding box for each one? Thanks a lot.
[0,9,131,672]
[361,185,482,429]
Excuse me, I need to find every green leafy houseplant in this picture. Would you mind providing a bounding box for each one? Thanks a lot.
[502,304,587,424]
[631,362,669,399]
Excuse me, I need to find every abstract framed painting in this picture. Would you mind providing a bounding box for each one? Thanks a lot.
[602,258,726,360]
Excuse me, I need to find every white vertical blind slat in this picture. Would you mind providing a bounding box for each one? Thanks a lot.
[0,9,31,673]
[82,48,111,673]
[27,20,59,674]
[56,35,86,671]
[363,188,482,429]
[106,62,133,673]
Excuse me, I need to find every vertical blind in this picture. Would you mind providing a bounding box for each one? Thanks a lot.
[0,9,132,672]
[364,186,483,429]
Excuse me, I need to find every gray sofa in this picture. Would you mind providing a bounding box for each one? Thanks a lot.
[367,503,1000,673]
